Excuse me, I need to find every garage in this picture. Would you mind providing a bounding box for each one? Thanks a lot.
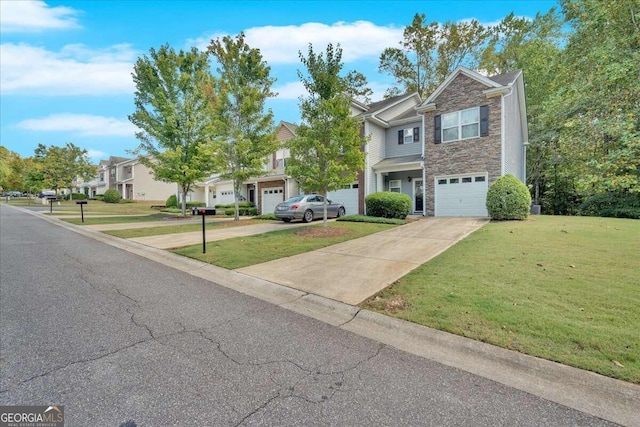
[435,174,488,217]
[327,183,359,216]
[216,183,235,205]
[261,187,284,214]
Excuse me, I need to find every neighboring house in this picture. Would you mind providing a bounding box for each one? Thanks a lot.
[114,157,176,201]
[417,67,528,216]
[189,121,301,213]
[90,156,129,196]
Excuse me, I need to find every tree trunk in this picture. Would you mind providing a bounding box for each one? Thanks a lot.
[181,186,187,217]
[233,178,240,222]
[322,193,328,227]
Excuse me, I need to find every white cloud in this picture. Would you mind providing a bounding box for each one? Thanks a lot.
[272,81,307,100]
[190,21,403,65]
[0,43,136,95]
[86,149,108,161]
[0,0,81,32]
[17,114,137,137]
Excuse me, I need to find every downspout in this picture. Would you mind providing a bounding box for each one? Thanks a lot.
[421,112,426,216]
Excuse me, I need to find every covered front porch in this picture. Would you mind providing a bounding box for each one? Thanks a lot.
[372,154,425,215]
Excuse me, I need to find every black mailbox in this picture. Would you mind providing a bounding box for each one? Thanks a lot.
[196,207,216,216]
[76,200,88,205]
[47,196,57,201]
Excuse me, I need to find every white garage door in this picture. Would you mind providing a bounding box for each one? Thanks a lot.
[435,174,488,217]
[262,187,283,214]
[217,184,235,205]
[327,183,359,216]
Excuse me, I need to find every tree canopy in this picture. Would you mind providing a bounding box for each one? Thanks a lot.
[206,33,278,221]
[287,43,366,226]
[129,44,218,216]
[33,143,95,194]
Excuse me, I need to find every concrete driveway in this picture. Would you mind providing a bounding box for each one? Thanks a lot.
[237,217,488,304]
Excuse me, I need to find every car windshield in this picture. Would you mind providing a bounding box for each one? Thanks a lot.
[285,196,305,203]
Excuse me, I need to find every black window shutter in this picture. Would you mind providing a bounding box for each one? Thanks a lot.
[480,105,489,136]
[398,130,404,145]
[413,127,419,142]
[434,115,442,144]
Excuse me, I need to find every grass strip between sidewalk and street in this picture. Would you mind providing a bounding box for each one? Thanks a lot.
[362,215,639,384]
[172,221,397,270]
[63,215,182,225]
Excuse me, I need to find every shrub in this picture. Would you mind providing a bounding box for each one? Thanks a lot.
[166,194,178,208]
[214,201,255,209]
[103,189,122,204]
[486,174,531,220]
[255,213,277,220]
[365,192,412,219]
[223,206,257,216]
[65,193,87,201]
[578,192,640,219]
[186,201,206,208]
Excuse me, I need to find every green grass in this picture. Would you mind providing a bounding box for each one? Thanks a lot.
[104,219,272,238]
[172,222,397,269]
[362,215,640,383]
[34,199,169,215]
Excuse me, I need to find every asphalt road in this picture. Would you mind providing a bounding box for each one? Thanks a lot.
[0,205,616,426]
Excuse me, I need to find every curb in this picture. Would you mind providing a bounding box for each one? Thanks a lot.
[9,205,640,426]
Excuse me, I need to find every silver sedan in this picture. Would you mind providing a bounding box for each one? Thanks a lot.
[274,195,345,223]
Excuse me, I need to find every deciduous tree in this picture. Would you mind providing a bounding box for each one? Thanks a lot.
[287,43,366,226]
[34,143,94,195]
[129,44,217,216]
[206,33,278,221]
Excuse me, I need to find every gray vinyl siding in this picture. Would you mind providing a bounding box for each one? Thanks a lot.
[503,83,525,181]
[386,121,423,158]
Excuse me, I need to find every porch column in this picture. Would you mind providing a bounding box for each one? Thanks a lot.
[204,185,210,207]
[376,172,384,192]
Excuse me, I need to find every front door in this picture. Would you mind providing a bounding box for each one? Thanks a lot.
[413,179,424,212]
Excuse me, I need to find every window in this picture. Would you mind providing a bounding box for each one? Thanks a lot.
[475,176,486,182]
[389,179,402,193]
[462,177,472,183]
[438,179,447,185]
[435,105,488,143]
[99,172,104,182]
[449,178,459,184]
[397,127,420,145]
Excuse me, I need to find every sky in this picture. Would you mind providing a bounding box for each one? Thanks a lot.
[1,0,558,163]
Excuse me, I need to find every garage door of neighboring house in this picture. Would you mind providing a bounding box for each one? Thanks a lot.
[262,187,284,214]
[327,183,359,216]
[435,174,488,217]
[217,184,235,205]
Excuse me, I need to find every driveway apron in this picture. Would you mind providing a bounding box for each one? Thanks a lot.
[237,217,488,304]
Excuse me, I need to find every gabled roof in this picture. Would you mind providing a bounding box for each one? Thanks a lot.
[278,120,298,136]
[418,66,513,108]
[488,70,521,86]
[365,92,419,117]
[390,108,421,122]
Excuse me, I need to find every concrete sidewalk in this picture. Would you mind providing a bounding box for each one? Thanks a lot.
[85,216,253,231]
[129,220,315,249]
[238,217,488,304]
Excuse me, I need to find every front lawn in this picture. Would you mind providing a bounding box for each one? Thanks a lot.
[104,219,273,238]
[172,222,397,269]
[63,214,182,225]
[362,215,639,383]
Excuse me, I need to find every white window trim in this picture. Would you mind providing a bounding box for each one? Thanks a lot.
[403,128,415,144]
[442,107,480,143]
[389,179,402,193]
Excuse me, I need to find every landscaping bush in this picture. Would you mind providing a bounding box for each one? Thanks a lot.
[578,192,640,219]
[166,194,178,208]
[103,189,122,204]
[64,193,87,200]
[337,214,406,225]
[186,201,206,208]
[486,174,531,220]
[365,192,412,219]
[223,206,257,216]
[254,213,277,220]
[214,201,255,209]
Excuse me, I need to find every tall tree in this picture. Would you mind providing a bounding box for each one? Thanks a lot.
[34,143,95,195]
[129,44,218,216]
[206,33,278,221]
[379,13,490,98]
[287,43,366,226]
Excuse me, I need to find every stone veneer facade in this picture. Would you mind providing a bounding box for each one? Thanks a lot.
[423,74,503,216]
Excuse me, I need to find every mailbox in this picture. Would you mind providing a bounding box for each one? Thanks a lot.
[196,207,216,216]
[76,200,88,205]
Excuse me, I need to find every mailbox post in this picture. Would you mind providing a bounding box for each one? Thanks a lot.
[47,196,57,213]
[196,207,216,253]
[76,200,88,223]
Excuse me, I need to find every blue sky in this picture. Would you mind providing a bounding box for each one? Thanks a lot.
[1,0,557,162]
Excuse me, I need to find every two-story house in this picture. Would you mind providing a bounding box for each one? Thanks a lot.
[114,157,176,201]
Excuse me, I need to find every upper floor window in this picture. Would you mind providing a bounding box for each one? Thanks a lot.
[398,127,420,145]
[99,172,105,182]
[435,105,488,144]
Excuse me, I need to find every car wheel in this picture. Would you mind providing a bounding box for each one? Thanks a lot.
[302,209,313,223]
[282,218,291,223]
[337,207,345,217]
